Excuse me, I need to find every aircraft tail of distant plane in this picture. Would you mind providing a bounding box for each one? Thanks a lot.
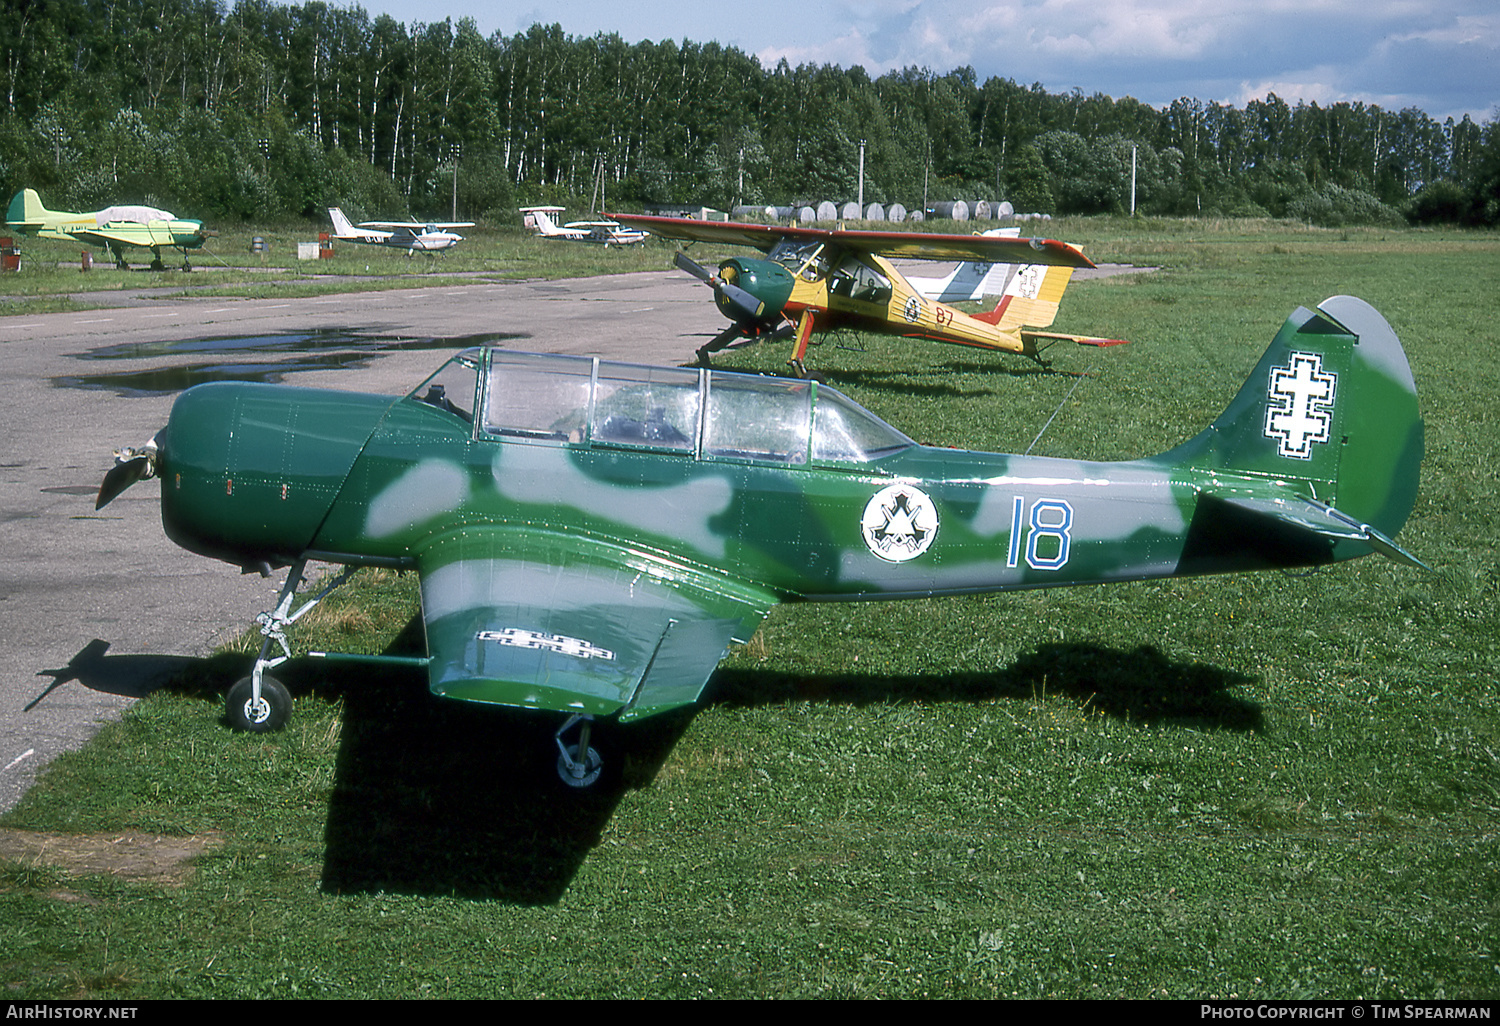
[971,264,1074,331]
[328,207,361,238]
[1160,295,1426,571]
[6,188,55,231]
[963,263,1130,350]
[520,206,571,237]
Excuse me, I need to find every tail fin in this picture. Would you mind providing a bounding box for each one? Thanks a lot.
[328,207,358,237]
[1167,296,1424,568]
[6,188,51,230]
[520,206,564,235]
[973,264,1074,329]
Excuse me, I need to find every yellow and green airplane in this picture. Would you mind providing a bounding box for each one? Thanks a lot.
[5,188,214,270]
[96,296,1424,788]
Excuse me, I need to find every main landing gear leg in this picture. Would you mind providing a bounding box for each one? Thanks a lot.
[225,559,359,733]
[554,714,604,789]
[786,310,818,379]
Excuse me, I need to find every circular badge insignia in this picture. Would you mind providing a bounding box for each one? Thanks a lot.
[902,295,922,323]
[861,483,939,563]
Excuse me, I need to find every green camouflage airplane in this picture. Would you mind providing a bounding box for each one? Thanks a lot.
[6,188,214,270]
[98,295,1424,787]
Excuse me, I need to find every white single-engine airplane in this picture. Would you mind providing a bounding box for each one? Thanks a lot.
[328,208,473,253]
[520,206,647,246]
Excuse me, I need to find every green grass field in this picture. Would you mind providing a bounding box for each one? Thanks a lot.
[2,218,1496,999]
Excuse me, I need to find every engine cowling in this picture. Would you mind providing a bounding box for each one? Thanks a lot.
[158,382,396,569]
[716,257,795,328]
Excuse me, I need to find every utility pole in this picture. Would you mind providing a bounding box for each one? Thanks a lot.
[858,139,865,215]
[450,143,462,221]
[1130,145,1137,216]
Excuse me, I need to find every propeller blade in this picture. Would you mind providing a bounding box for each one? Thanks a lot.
[673,250,714,282]
[95,440,159,510]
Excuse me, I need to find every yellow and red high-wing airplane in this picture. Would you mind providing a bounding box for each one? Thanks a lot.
[606,213,1127,376]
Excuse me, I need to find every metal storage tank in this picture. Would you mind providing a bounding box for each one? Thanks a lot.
[928,200,969,221]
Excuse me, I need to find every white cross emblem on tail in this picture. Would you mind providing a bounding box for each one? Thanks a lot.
[1264,352,1337,459]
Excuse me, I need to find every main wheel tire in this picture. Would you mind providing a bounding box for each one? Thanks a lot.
[556,743,603,789]
[226,675,292,733]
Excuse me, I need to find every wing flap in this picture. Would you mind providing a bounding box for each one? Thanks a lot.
[418,528,777,721]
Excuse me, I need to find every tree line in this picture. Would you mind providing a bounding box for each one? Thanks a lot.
[3,0,1497,227]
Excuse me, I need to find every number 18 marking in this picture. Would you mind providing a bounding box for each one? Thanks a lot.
[1006,496,1073,570]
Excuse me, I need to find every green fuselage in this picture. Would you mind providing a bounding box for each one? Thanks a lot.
[142,299,1421,720]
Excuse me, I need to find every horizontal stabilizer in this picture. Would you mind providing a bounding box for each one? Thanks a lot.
[1022,330,1131,348]
[1217,493,1429,570]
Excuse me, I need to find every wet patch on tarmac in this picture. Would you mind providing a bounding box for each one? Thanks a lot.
[52,329,528,396]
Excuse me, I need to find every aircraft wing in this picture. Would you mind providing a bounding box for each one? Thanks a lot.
[417,528,776,722]
[605,212,1095,267]
[361,220,475,229]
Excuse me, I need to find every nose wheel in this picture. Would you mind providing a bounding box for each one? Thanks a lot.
[224,558,359,733]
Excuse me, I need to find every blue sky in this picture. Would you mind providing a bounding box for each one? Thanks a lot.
[352,0,1497,124]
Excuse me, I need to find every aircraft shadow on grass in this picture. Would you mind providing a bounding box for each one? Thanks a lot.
[41,619,1261,905]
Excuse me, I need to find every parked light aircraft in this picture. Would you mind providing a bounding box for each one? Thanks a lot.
[520,206,647,246]
[606,213,1125,376]
[327,207,472,253]
[5,188,214,270]
[96,296,1423,787]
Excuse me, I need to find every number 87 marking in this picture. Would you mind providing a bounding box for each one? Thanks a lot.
[1006,497,1073,570]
